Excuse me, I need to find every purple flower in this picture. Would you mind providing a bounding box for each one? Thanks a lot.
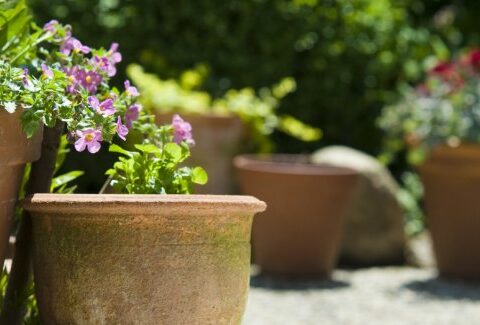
[64,66,80,93]
[77,69,102,94]
[41,63,54,79]
[172,114,195,146]
[125,104,141,128]
[75,129,103,154]
[22,68,31,87]
[90,43,122,77]
[43,20,59,34]
[88,96,116,116]
[116,116,129,141]
[124,80,139,97]
[109,43,122,64]
[64,67,102,94]
[60,37,90,56]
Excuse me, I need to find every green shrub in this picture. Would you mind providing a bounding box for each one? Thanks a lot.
[29,0,442,154]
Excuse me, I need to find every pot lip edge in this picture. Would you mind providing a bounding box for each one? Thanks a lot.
[233,154,358,176]
[22,193,267,213]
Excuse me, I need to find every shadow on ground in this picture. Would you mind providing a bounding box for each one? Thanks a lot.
[250,274,350,291]
[404,277,480,301]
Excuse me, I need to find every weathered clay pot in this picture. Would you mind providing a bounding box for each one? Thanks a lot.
[0,109,42,268]
[155,113,245,194]
[233,154,358,277]
[420,144,480,281]
[24,194,266,324]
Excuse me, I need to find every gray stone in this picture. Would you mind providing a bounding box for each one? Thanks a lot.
[311,146,407,266]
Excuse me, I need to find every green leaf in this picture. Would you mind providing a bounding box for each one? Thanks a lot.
[50,170,84,192]
[21,118,40,138]
[0,0,31,52]
[109,144,133,157]
[278,115,322,142]
[134,143,161,154]
[163,143,182,162]
[191,167,208,185]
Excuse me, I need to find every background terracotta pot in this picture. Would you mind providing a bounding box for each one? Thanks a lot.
[233,154,358,277]
[155,113,245,194]
[24,194,266,324]
[0,109,42,269]
[420,144,480,281]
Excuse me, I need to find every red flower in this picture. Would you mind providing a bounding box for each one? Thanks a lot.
[429,61,464,90]
[463,49,480,69]
[430,61,455,76]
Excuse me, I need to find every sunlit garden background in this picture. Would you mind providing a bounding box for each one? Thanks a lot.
[3,0,480,323]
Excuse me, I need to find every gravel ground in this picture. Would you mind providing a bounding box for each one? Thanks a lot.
[243,267,480,325]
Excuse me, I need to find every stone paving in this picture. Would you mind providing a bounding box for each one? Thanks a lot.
[243,267,480,325]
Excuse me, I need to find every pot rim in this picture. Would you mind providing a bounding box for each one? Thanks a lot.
[233,154,358,176]
[23,194,266,215]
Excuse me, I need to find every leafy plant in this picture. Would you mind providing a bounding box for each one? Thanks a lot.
[0,268,40,324]
[127,64,321,152]
[106,116,207,194]
[0,0,33,59]
[1,19,141,154]
[379,48,480,165]
[397,171,425,236]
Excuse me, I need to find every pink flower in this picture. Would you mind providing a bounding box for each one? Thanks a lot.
[125,104,141,128]
[75,129,103,153]
[88,96,116,116]
[91,44,122,77]
[124,80,139,97]
[22,68,33,89]
[116,116,129,141]
[79,70,102,94]
[65,68,103,94]
[41,63,54,79]
[172,114,194,146]
[109,43,122,64]
[43,20,59,34]
[60,37,90,56]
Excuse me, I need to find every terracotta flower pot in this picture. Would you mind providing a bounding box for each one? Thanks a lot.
[23,194,266,324]
[0,109,42,268]
[155,113,245,194]
[233,154,358,277]
[420,144,480,281]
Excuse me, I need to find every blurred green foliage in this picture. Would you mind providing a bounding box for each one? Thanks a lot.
[128,64,321,152]
[29,0,447,155]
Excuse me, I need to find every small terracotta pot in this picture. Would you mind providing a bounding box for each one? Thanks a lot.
[155,113,245,194]
[24,194,266,324]
[233,154,358,277]
[0,109,42,267]
[420,144,480,281]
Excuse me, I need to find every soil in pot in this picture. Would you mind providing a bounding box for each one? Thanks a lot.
[23,194,266,324]
[0,109,42,268]
[421,144,480,281]
[155,113,246,194]
[233,154,358,277]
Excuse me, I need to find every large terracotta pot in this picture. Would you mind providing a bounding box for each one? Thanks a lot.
[233,154,358,277]
[23,194,266,324]
[0,109,42,268]
[155,113,245,194]
[420,144,480,281]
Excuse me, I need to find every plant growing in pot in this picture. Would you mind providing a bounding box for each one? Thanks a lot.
[233,154,358,277]
[0,15,143,321]
[379,48,480,281]
[126,64,321,194]
[24,114,266,323]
